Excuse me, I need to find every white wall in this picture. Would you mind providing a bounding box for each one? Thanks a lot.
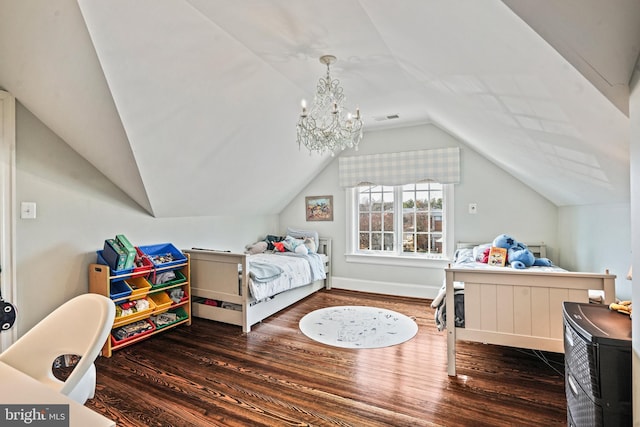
[558,204,631,300]
[279,123,559,298]
[15,102,277,335]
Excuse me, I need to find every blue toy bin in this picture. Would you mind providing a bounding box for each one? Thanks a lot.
[109,280,132,300]
[96,250,134,277]
[137,243,187,270]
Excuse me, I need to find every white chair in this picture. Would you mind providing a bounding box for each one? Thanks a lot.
[0,293,115,404]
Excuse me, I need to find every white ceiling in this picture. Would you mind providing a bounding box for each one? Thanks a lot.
[0,0,638,217]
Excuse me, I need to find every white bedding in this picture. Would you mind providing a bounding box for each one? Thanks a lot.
[247,252,327,301]
[452,259,566,273]
[452,246,566,273]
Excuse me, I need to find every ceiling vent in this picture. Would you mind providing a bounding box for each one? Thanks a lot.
[373,114,400,122]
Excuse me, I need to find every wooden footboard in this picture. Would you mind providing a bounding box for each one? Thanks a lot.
[444,267,616,376]
[184,238,331,333]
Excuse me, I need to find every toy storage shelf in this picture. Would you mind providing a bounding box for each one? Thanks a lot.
[88,254,191,357]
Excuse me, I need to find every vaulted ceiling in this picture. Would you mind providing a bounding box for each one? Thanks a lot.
[0,0,638,217]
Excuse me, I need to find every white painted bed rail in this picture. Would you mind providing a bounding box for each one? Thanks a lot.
[444,265,615,376]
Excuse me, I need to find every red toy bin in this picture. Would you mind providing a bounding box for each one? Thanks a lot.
[110,319,156,346]
[131,247,154,278]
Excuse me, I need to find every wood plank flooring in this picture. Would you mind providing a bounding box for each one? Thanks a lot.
[86,289,567,426]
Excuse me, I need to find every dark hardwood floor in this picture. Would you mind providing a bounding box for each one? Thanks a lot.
[87,289,567,426]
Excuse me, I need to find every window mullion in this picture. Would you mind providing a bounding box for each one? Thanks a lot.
[394,186,403,255]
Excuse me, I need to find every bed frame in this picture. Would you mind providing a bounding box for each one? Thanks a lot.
[184,238,331,333]
[444,242,616,376]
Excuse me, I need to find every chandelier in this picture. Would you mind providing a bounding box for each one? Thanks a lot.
[297,55,363,156]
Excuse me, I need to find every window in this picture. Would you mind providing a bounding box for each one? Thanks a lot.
[347,182,452,263]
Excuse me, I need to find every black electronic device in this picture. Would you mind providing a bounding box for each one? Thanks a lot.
[563,302,632,426]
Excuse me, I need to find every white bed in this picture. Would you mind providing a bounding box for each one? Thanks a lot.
[184,237,331,333]
[441,242,616,376]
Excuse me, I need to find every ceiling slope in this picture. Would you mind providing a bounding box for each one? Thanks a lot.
[1,0,637,217]
[0,0,153,214]
[503,0,640,117]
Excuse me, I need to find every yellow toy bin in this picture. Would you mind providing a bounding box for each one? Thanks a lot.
[125,276,152,298]
[113,297,156,328]
[149,291,173,314]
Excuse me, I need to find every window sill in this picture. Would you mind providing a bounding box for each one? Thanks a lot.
[345,253,452,269]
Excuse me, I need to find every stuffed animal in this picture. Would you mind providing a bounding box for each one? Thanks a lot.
[609,300,632,317]
[492,234,553,269]
[244,241,268,255]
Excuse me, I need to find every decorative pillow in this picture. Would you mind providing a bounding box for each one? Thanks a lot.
[286,227,319,252]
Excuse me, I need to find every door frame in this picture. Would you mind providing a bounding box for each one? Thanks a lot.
[0,90,17,350]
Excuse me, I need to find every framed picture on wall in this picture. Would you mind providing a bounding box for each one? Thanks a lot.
[305,195,333,221]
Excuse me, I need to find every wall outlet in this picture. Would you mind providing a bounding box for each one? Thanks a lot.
[468,203,478,214]
[21,202,37,219]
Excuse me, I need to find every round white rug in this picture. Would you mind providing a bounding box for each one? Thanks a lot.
[299,305,418,349]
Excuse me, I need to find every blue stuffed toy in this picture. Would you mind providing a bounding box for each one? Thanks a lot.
[492,234,553,269]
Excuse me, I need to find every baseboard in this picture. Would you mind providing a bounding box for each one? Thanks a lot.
[331,276,440,299]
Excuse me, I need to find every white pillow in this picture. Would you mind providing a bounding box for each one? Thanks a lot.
[286,227,319,253]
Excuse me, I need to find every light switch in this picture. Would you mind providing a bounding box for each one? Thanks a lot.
[21,202,37,219]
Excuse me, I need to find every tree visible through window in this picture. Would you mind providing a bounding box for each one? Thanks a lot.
[356,182,444,256]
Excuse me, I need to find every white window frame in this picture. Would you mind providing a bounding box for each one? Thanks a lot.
[345,183,454,268]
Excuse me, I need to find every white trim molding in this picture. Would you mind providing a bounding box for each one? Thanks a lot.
[0,90,17,349]
[331,276,441,300]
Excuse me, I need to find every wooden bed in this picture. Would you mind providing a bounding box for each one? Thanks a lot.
[184,238,331,333]
[444,242,616,376]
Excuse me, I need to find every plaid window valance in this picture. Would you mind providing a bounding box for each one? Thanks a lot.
[338,147,460,187]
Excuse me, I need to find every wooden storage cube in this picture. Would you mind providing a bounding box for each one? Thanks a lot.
[89,251,191,357]
[126,276,152,298]
[150,291,172,314]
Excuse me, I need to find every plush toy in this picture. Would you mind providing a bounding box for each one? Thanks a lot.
[609,300,632,317]
[492,234,553,269]
[244,241,268,255]
[282,235,309,254]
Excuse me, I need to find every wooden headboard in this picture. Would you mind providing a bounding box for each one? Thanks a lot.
[456,242,547,259]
